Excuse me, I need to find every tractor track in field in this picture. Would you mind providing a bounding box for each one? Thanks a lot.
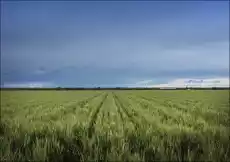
[129,95,220,128]
[131,95,196,115]
[131,95,219,125]
[122,96,148,125]
[125,96,158,123]
[111,93,125,129]
[62,92,104,114]
[128,95,187,125]
[76,92,105,114]
[113,93,140,129]
[132,94,206,113]
[41,93,104,122]
[77,92,103,107]
[88,93,108,138]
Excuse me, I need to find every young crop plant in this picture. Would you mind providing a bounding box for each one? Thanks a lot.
[0,90,229,161]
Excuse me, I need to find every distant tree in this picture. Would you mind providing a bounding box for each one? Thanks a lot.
[56,87,61,90]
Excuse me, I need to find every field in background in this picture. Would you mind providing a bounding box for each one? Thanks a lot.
[1,90,229,161]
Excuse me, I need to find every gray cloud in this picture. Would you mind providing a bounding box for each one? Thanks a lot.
[1,1,229,86]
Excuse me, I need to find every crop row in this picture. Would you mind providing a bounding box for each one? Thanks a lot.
[1,90,229,161]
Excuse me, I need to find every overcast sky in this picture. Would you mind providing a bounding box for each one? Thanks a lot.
[1,1,229,87]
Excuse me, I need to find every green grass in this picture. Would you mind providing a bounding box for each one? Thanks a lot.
[1,90,229,161]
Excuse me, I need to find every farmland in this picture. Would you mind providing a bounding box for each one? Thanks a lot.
[0,90,229,161]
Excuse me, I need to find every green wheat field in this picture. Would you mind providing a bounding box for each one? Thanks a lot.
[0,90,229,162]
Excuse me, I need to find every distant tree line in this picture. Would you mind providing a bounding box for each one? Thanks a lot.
[1,87,229,91]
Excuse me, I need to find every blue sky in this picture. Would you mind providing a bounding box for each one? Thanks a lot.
[1,1,229,87]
